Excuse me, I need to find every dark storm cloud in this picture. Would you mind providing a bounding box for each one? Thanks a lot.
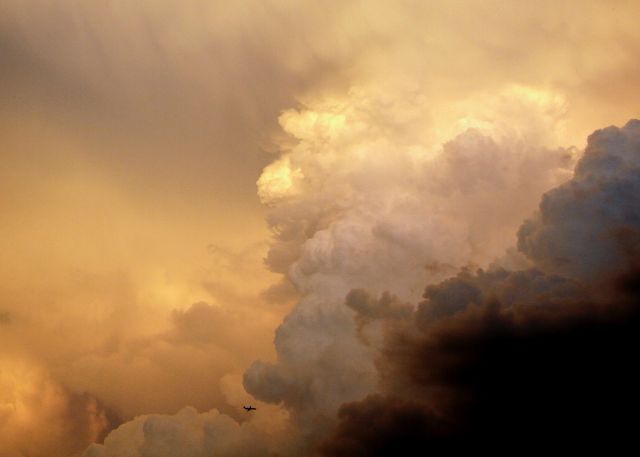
[321,286,640,455]
[415,267,586,325]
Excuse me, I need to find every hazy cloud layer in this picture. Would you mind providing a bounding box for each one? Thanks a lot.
[0,358,115,457]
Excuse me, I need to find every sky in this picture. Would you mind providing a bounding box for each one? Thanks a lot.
[1,1,640,456]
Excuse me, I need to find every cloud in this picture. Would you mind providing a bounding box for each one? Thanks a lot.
[0,358,116,457]
[90,85,578,456]
[320,119,640,455]
[345,289,412,323]
[0,236,283,456]
[244,84,576,453]
[416,267,586,325]
[319,395,447,456]
[519,120,640,280]
[87,118,638,456]
[320,290,640,454]
[84,407,269,457]
[1,1,640,455]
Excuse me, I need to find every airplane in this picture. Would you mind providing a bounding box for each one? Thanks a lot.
[243,405,257,411]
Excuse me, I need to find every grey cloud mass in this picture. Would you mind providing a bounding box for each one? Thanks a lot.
[519,120,640,281]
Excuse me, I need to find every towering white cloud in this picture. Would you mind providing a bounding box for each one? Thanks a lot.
[244,85,576,450]
[86,84,576,456]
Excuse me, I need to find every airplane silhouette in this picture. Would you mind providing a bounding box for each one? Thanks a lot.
[243,405,256,411]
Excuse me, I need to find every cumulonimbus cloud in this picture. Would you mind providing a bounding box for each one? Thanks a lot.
[2,1,640,456]
[90,117,640,455]
[243,86,575,445]
[86,86,578,455]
